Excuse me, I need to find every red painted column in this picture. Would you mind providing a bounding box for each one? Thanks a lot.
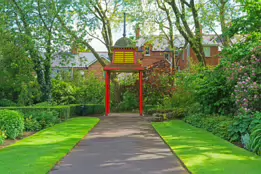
[108,72,111,115]
[105,71,109,116]
[139,71,143,116]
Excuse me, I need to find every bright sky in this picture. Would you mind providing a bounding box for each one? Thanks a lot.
[90,25,137,52]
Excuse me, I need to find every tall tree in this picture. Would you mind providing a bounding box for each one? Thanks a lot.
[52,0,141,102]
[199,0,241,46]
[3,0,70,102]
[168,0,206,66]
[156,0,176,69]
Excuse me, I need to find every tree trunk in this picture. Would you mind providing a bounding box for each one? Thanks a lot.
[220,0,229,46]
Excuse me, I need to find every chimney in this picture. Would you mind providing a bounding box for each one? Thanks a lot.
[135,25,140,39]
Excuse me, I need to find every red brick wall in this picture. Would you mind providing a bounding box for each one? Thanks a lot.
[137,51,168,67]
[87,61,105,79]
[177,46,221,70]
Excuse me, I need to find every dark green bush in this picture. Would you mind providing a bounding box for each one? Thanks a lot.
[0,106,71,121]
[0,110,24,139]
[0,104,105,123]
[23,110,60,130]
[184,114,234,140]
[144,105,159,114]
[228,112,261,142]
[0,99,17,107]
[24,116,41,131]
[249,124,261,155]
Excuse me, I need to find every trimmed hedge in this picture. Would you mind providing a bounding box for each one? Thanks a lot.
[184,114,234,140]
[0,99,17,107]
[0,104,105,120]
[0,110,24,139]
[70,104,105,116]
[0,106,71,121]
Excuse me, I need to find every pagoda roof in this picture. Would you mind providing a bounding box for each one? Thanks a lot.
[114,37,136,49]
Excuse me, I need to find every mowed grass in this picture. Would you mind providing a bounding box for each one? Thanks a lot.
[0,117,99,174]
[153,120,261,174]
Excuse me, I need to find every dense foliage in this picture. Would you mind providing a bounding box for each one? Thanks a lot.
[0,110,24,139]
[23,110,60,131]
[184,114,234,140]
[52,72,105,105]
[249,124,261,155]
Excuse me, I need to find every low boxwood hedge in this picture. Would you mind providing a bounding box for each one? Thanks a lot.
[0,104,105,119]
[184,114,234,140]
[0,110,24,139]
[0,106,71,121]
[70,104,105,116]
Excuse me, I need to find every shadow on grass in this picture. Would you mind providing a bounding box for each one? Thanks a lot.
[0,117,99,174]
[153,120,261,174]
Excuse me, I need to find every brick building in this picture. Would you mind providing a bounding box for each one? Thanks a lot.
[51,52,110,79]
[52,31,222,79]
[176,35,222,70]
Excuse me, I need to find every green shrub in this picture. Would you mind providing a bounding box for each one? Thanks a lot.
[0,104,105,122]
[0,130,6,145]
[147,107,188,119]
[23,110,60,130]
[52,79,77,105]
[184,114,234,140]
[24,116,41,131]
[144,105,159,114]
[0,99,17,107]
[117,91,138,111]
[92,104,105,114]
[0,110,24,139]
[228,112,261,142]
[249,124,261,155]
[0,106,71,121]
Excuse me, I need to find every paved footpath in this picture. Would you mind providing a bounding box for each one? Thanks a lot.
[51,114,188,174]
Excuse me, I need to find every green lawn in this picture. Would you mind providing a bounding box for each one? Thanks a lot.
[153,120,261,174]
[0,117,99,174]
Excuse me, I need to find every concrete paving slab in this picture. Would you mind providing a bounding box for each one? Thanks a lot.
[50,114,188,174]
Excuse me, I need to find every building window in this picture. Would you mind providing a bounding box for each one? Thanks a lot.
[204,47,211,57]
[145,46,150,56]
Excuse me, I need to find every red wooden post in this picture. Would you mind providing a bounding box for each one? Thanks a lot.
[108,72,111,115]
[139,71,143,116]
[105,71,109,116]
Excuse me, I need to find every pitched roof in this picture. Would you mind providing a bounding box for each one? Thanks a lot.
[136,34,220,51]
[52,52,110,68]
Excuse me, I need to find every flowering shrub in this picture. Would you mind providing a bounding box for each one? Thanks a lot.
[229,47,261,114]
[143,60,175,105]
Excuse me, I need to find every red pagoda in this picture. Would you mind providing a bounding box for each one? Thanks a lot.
[104,13,144,116]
